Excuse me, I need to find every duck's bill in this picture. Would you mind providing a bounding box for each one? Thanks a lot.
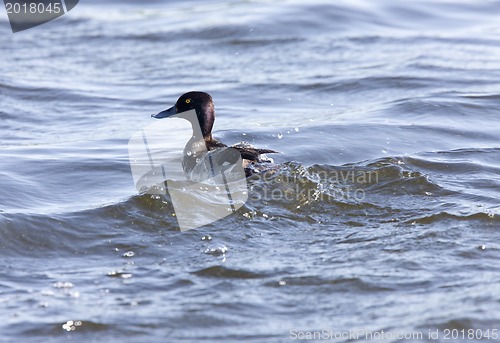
[152,105,176,119]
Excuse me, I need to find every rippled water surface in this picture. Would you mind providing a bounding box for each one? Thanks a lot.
[1,0,500,342]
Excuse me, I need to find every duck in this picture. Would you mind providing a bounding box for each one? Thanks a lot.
[152,91,278,179]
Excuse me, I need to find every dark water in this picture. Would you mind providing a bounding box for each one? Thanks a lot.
[1,0,500,342]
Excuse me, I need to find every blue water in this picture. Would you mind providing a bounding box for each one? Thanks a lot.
[1,0,500,342]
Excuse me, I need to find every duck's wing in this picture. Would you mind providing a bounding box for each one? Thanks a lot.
[206,138,227,149]
[208,139,278,162]
[233,146,278,162]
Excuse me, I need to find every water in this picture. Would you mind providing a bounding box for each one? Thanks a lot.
[1,0,500,342]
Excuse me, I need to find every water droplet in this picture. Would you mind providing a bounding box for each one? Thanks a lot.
[62,321,73,331]
[123,251,135,258]
[107,271,132,279]
[204,245,228,256]
[277,133,283,139]
[294,127,299,132]
[186,151,193,156]
[62,320,81,332]
[279,280,287,286]
[53,282,73,289]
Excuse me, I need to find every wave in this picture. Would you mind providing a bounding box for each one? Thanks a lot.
[2,149,497,258]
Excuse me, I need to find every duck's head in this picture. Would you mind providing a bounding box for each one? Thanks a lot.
[152,91,215,140]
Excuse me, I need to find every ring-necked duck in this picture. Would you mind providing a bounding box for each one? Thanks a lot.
[152,91,277,179]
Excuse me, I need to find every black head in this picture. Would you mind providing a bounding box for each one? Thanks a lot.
[152,91,215,139]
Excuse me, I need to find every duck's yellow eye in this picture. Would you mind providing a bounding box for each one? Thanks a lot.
[185,98,191,104]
